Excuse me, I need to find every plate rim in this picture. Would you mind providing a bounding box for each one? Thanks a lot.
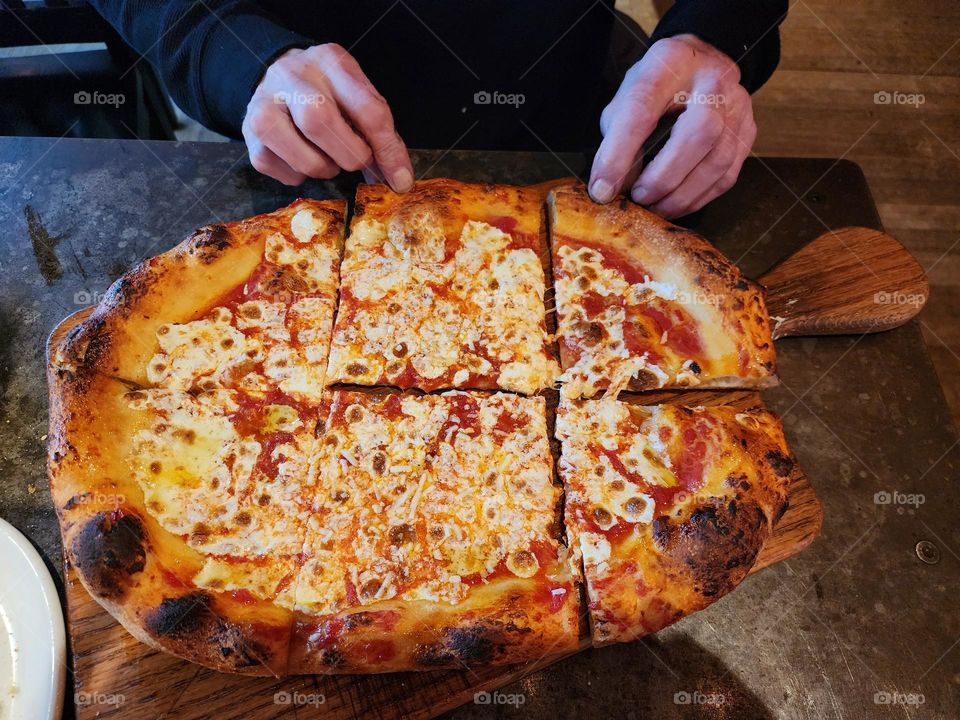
[0,516,66,720]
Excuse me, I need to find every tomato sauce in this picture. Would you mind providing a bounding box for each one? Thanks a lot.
[553,235,652,285]
[230,588,258,605]
[494,408,527,435]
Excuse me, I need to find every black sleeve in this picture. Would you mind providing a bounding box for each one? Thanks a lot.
[89,0,315,137]
[650,0,788,93]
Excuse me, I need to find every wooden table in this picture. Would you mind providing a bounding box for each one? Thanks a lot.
[0,137,957,718]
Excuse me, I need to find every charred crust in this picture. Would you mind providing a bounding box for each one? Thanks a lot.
[652,516,672,549]
[147,592,212,638]
[344,612,375,629]
[656,499,768,598]
[144,592,272,670]
[414,621,530,667]
[319,648,345,667]
[764,450,795,478]
[188,225,232,263]
[72,512,147,599]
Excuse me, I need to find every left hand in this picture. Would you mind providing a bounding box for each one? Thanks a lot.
[588,34,757,218]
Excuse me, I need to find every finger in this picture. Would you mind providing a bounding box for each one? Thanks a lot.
[685,112,756,214]
[649,111,752,217]
[282,70,374,172]
[588,63,677,203]
[246,101,340,179]
[630,101,725,206]
[323,58,414,192]
[245,137,307,186]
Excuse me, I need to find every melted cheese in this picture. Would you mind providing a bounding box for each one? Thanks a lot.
[292,391,561,614]
[554,243,738,399]
[328,217,559,394]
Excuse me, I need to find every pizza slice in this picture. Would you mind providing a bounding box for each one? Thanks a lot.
[47,371,306,675]
[287,390,581,673]
[555,397,798,646]
[56,198,346,402]
[327,179,560,395]
[548,184,777,399]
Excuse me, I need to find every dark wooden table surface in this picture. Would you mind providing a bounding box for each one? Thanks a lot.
[0,137,957,719]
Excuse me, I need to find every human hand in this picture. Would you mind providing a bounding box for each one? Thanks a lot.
[243,44,414,190]
[588,34,756,217]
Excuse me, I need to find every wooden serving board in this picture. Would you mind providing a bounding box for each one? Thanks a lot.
[53,219,927,720]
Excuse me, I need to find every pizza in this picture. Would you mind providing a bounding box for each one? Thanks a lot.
[548,184,777,399]
[327,179,560,394]
[47,180,801,676]
[555,398,799,645]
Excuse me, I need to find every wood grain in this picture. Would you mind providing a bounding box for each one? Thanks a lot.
[759,226,929,338]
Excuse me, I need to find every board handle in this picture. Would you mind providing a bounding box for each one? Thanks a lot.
[758,227,929,339]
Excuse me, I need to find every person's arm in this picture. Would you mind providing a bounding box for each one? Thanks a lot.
[89,0,312,137]
[589,0,788,217]
[90,1,414,189]
[651,0,786,92]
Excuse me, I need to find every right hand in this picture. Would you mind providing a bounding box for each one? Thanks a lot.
[243,44,414,190]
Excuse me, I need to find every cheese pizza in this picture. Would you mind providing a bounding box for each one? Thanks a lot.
[549,184,777,399]
[327,179,560,394]
[47,180,800,676]
[556,399,798,645]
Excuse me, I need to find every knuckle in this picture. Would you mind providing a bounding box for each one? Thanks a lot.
[245,110,275,139]
[360,100,392,131]
[699,109,726,139]
[716,172,737,194]
[248,146,271,172]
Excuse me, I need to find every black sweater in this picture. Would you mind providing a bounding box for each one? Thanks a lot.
[90,0,787,150]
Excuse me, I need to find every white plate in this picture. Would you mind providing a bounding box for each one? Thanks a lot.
[0,517,65,720]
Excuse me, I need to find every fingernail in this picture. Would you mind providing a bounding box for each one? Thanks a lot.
[390,167,414,192]
[589,178,614,203]
[632,185,650,203]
